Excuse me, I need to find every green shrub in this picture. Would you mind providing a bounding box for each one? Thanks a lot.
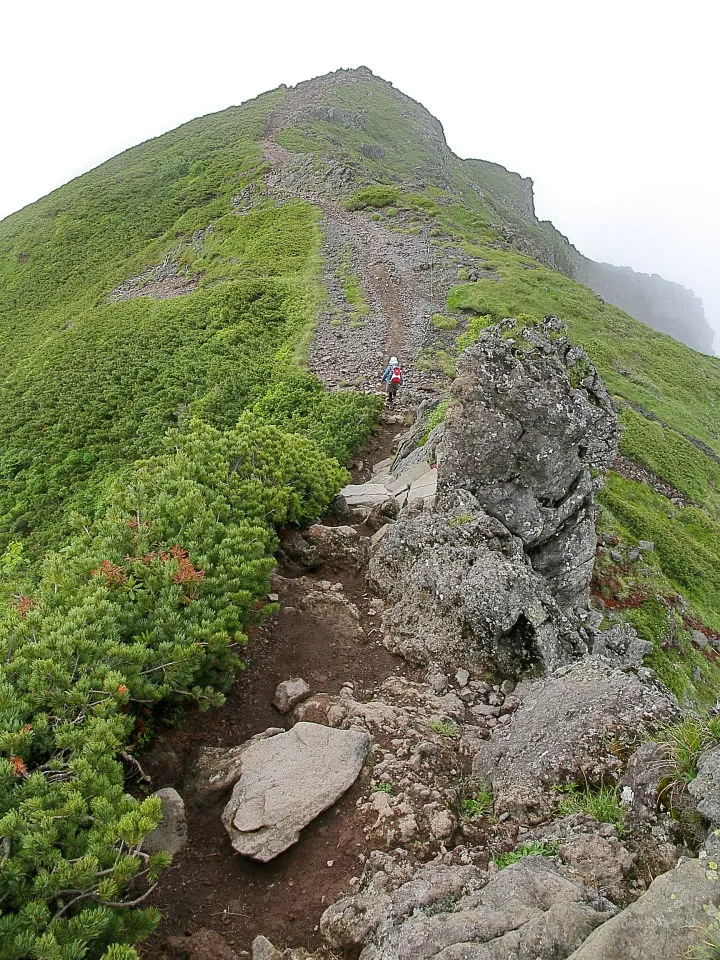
[345,184,401,211]
[0,416,346,958]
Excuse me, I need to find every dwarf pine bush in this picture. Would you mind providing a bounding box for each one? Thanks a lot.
[0,416,347,958]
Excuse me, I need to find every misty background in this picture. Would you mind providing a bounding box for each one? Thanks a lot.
[3,0,717,350]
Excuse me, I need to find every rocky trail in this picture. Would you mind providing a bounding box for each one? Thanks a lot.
[135,102,720,960]
[261,136,471,398]
[139,317,720,960]
[139,412,420,956]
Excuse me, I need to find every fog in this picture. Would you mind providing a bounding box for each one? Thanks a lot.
[2,0,717,348]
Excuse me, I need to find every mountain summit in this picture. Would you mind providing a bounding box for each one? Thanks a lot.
[261,66,713,353]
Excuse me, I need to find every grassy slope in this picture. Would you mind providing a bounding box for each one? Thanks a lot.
[0,90,368,553]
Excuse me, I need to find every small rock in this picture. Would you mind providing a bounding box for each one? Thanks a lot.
[638,540,654,552]
[143,788,187,856]
[500,679,516,695]
[273,678,311,714]
[267,593,280,603]
[429,671,449,694]
[251,934,283,960]
[455,668,470,688]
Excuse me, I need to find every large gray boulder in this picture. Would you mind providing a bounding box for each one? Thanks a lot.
[222,722,371,862]
[439,318,619,610]
[321,850,616,960]
[566,858,720,960]
[370,488,585,675]
[473,657,676,819]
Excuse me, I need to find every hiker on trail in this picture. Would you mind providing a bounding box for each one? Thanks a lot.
[380,356,403,404]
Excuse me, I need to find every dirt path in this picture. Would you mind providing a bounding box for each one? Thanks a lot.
[140,415,416,957]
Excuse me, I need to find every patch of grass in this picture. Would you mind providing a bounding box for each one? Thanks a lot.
[420,396,451,443]
[494,841,559,869]
[654,713,720,789]
[449,513,475,526]
[374,781,394,795]
[687,912,720,960]
[600,473,720,637]
[458,779,494,818]
[555,783,625,831]
[427,717,458,737]
[345,184,401,211]
[431,314,458,330]
[338,245,370,315]
[618,406,720,518]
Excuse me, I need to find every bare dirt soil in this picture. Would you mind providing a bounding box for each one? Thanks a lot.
[140,418,416,957]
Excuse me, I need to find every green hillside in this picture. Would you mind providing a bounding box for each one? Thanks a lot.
[1,67,719,958]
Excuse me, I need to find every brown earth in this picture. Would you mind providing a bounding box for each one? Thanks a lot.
[140,419,416,958]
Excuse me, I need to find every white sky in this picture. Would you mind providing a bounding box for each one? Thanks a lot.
[3,0,718,345]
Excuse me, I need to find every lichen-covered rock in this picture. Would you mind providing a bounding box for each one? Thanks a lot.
[472,657,676,819]
[527,814,636,904]
[439,318,619,610]
[321,850,617,960]
[689,745,720,828]
[566,858,720,960]
[620,741,675,831]
[370,489,585,675]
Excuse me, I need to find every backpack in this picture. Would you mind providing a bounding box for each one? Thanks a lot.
[390,365,402,384]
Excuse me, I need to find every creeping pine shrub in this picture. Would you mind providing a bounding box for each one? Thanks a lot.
[0,417,346,959]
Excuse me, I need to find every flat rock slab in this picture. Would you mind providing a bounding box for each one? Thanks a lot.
[222,722,371,862]
[340,482,394,507]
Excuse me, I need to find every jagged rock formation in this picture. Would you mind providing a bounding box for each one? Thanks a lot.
[440,317,619,610]
[370,488,585,675]
[370,318,618,675]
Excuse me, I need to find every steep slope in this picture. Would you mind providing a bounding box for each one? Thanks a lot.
[1,66,720,960]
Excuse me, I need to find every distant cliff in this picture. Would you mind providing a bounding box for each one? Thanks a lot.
[463,159,714,354]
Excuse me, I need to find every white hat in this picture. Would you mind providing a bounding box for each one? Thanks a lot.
[390,356,398,364]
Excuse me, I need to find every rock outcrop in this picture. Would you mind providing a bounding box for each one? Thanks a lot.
[472,657,676,819]
[370,488,585,675]
[221,723,371,862]
[440,318,619,611]
[321,849,617,960]
[369,319,620,676]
